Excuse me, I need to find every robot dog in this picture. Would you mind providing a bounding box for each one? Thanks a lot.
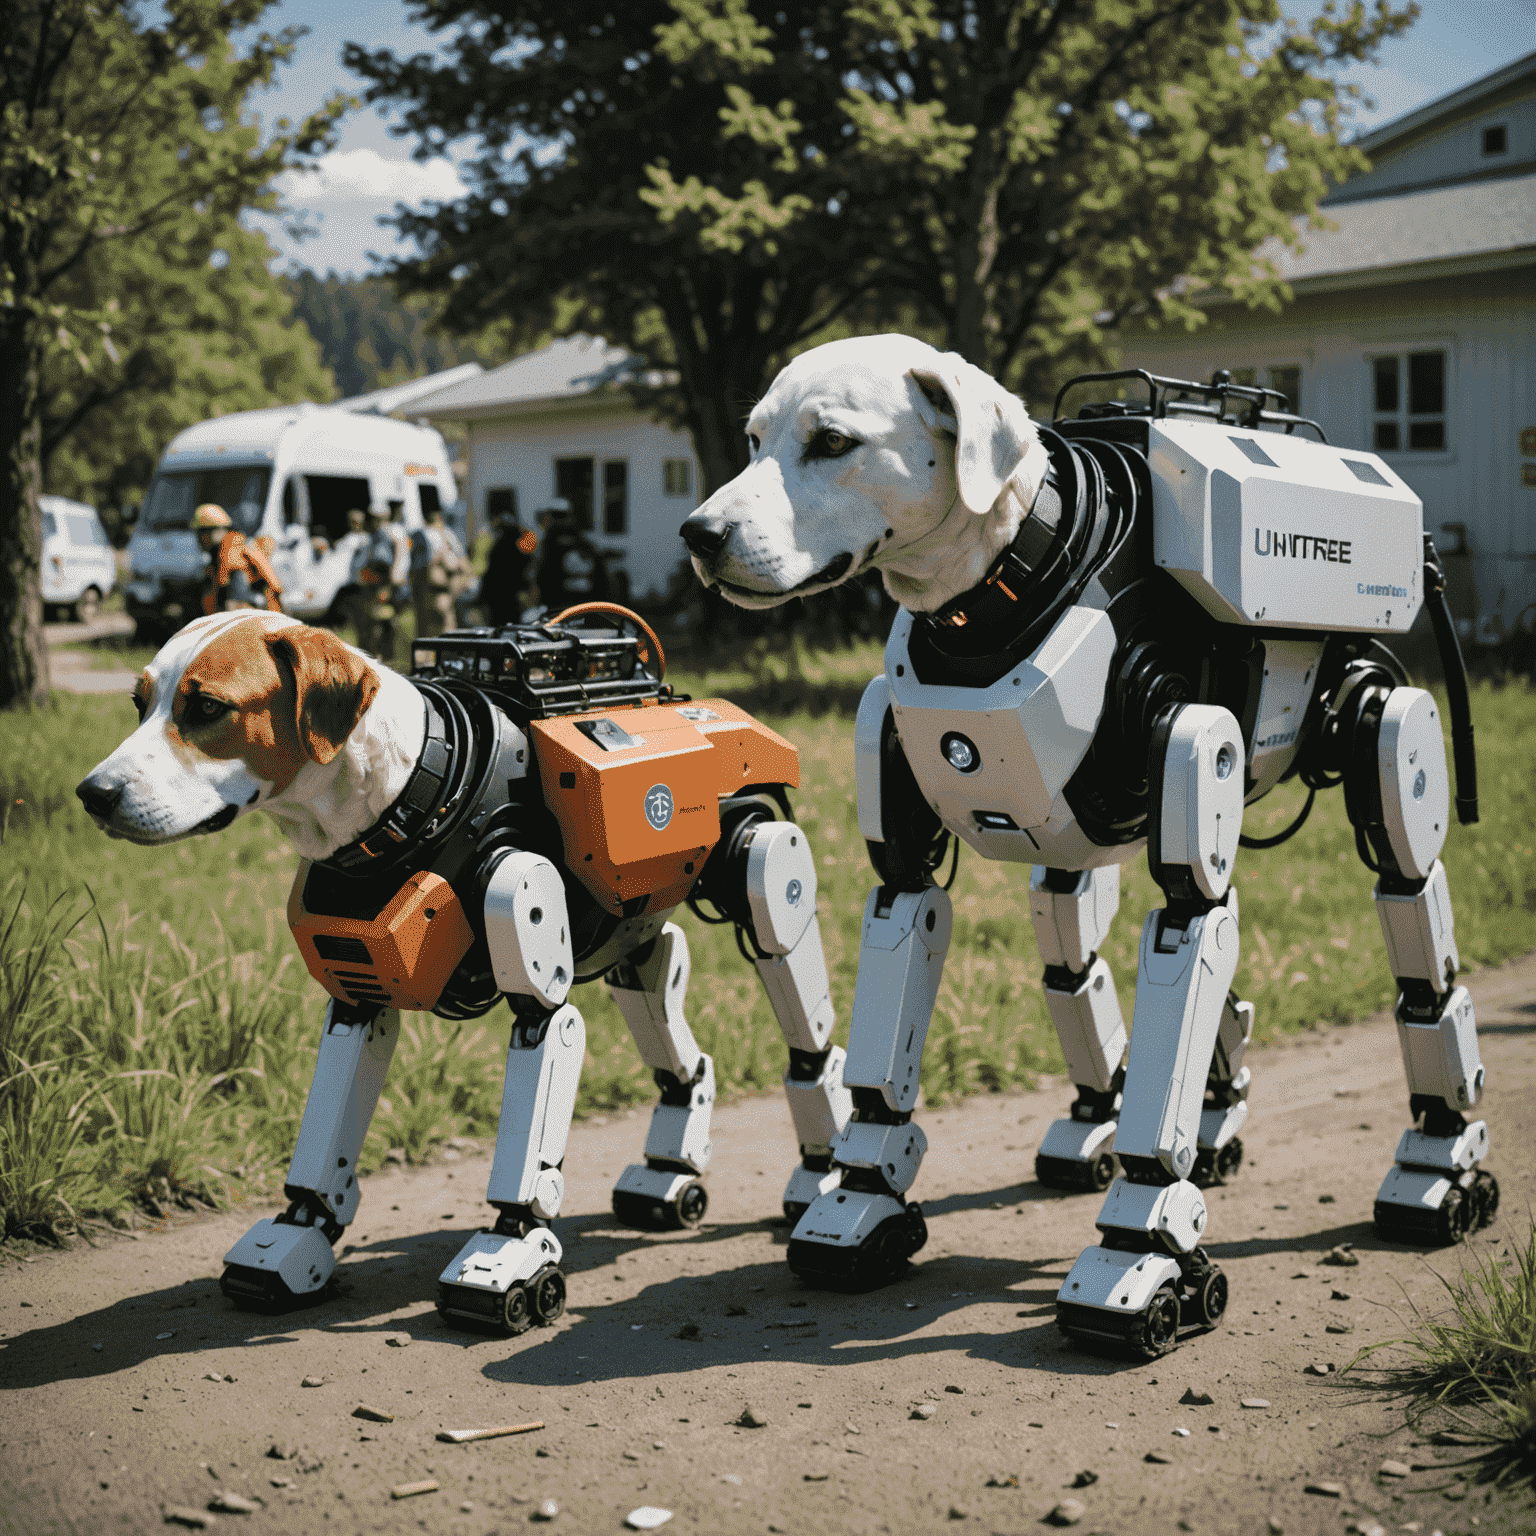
[681,340,1492,1356]
[76,605,852,1335]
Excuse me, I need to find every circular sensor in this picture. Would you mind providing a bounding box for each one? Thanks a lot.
[940,731,981,774]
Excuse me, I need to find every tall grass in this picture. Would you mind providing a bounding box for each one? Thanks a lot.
[3,663,1534,1240]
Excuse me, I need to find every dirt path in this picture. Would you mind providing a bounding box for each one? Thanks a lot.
[3,956,1533,1536]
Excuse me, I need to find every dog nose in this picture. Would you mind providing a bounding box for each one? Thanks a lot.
[679,516,734,560]
[77,779,124,821]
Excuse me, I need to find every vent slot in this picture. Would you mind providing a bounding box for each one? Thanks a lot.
[315,934,373,965]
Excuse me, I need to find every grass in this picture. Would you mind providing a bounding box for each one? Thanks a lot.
[1347,1218,1536,1487]
[2,638,1534,1241]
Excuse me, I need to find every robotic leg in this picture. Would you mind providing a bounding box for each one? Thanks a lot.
[1352,689,1497,1244]
[786,882,952,1290]
[436,851,582,1335]
[1193,987,1254,1188]
[742,821,854,1224]
[1030,866,1127,1193]
[1056,705,1245,1358]
[607,921,717,1231]
[221,1001,399,1309]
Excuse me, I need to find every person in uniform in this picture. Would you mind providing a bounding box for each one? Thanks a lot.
[194,503,283,616]
[481,507,539,626]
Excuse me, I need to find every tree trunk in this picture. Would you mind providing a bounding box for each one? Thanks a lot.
[0,315,50,708]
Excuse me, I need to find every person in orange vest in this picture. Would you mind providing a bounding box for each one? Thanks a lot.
[193,503,283,616]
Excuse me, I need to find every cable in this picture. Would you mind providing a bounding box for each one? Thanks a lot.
[1239,785,1315,850]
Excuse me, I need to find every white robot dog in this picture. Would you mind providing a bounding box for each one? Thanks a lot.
[680,334,1492,1357]
[76,606,853,1335]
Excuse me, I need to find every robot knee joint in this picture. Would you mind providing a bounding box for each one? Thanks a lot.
[745,821,819,956]
[484,850,574,1009]
[833,1118,927,1197]
[1348,687,1451,882]
[1398,984,1483,1114]
[1376,859,1458,990]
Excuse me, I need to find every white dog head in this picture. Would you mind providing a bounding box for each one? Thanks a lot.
[681,334,1050,613]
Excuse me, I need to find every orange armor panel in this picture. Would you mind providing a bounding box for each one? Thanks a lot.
[288,865,475,1012]
[531,698,800,913]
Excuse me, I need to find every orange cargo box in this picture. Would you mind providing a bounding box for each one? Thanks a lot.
[531,698,799,912]
[288,865,475,1013]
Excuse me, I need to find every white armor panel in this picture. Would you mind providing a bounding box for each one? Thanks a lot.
[1094,1177,1208,1254]
[833,1118,928,1195]
[882,604,1118,861]
[855,674,891,844]
[1246,639,1325,798]
[643,1055,716,1174]
[1149,418,1423,633]
[485,1004,586,1214]
[484,850,574,1008]
[746,820,818,954]
[1396,984,1484,1111]
[1376,859,1458,986]
[1156,705,1245,902]
[606,921,703,1083]
[1377,689,1451,881]
[1042,956,1127,1095]
[784,1046,852,1154]
[1029,864,1121,971]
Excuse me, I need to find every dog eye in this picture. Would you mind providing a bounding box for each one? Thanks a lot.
[748,432,761,453]
[130,693,147,722]
[186,695,232,726]
[807,428,858,459]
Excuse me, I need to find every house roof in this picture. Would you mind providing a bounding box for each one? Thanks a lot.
[1349,48,1536,163]
[408,335,655,421]
[1256,171,1536,294]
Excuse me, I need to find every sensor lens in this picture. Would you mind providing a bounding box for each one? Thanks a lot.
[941,732,979,773]
[1215,745,1235,780]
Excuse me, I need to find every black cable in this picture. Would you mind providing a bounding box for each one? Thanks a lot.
[1422,537,1479,825]
[940,833,961,891]
[1239,785,1315,850]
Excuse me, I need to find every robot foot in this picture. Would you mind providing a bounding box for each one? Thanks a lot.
[220,1217,337,1312]
[1374,1166,1499,1247]
[782,1157,843,1227]
[1055,1245,1229,1361]
[611,1163,709,1232]
[1034,1116,1118,1193]
[1190,1136,1244,1189]
[786,1189,927,1292]
[436,1226,567,1336]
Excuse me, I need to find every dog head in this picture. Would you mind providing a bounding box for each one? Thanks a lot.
[76,612,380,846]
[681,334,1049,612]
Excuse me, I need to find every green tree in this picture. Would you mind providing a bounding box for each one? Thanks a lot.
[1,0,344,707]
[349,0,1413,499]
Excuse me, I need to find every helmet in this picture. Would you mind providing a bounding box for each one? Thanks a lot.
[192,503,231,530]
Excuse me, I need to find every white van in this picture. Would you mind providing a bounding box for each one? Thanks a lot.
[125,404,458,640]
[41,495,117,622]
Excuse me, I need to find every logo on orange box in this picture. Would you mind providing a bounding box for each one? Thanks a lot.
[643,784,674,831]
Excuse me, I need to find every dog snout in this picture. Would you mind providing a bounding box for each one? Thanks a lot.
[679,514,734,561]
[76,777,124,823]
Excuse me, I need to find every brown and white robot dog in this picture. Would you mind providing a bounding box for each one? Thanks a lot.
[77,609,855,1333]
[680,333,1493,1353]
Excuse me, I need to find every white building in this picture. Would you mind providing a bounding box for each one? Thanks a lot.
[1115,50,1535,644]
[410,336,701,601]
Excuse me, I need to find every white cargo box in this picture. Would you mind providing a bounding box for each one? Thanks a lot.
[1148,418,1423,633]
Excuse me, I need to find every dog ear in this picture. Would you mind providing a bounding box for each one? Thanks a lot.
[268,626,379,766]
[909,355,1047,517]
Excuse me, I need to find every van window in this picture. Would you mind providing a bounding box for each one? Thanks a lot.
[304,476,372,544]
[142,467,271,535]
[42,510,58,540]
[69,512,110,547]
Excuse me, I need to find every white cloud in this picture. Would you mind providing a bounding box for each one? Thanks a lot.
[277,147,464,206]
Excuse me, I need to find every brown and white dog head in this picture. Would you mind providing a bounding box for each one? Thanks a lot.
[76,612,423,861]
[680,333,1049,613]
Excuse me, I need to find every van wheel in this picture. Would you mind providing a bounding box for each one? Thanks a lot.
[72,588,101,624]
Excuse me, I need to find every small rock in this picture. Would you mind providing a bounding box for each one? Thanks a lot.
[1173,1427,1191,1437]
[986,1473,1019,1488]
[1267,1522,1283,1535]
[1331,1289,1351,1301]
[155,1331,175,1341]
[390,1480,438,1500]
[843,1422,860,1435]
[460,1503,474,1514]
[352,1404,394,1423]
[1326,1323,1354,1335]
[675,1323,701,1341]
[1072,1470,1098,1488]
[1274,1202,1289,1210]
[532,1498,559,1521]
[1048,1498,1086,1525]
[1349,1523,1386,1536]
[1304,1362,1336,1376]
[1144,1451,1173,1464]
[1179,1387,1215,1406]
[622,1451,640,1461]
[300,1376,324,1388]
[92,1342,104,1351]
[1378,1460,1411,1479]
[944,1384,964,1394]
[1318,1193,1336,1204]
[738,1405,768,1428]
[949,1506,968,1520]
[162,1509,213,1529]
[385,1335,409,1348]
[1305,1481,1344,1497]
[624,1509,673,1531]
[803,1472,830,1482]
[208,1492,257,1514]
[268,1479,294,1491]
[911,1403,938,1420]
[202,1372,223,1382]
[1240,1398,1271,1410]
[725,1305,748,1317]
[1322,1245,1360,1267]
[266,1444,296,1461]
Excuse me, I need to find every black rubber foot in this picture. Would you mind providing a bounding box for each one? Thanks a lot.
[612,1179,708,1232]
[787,1202,927,1292]
[1035,1151,1117,1192]
[436,1265,567,1337]
[1057,1252,1228,1361]
[1375,1168,1499,1247]
[219,1264,331,1314]
[1191,1137,1244,1189]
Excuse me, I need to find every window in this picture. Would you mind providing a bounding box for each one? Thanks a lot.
[1372,351,1447,452]
[41,510,58,540]
[602,460,628,535]
[69,512,110,547]
[303,475,372,543]
[554,457,595,531]
[141,466,272,535]
[663,459,692,496]
[1483,124,1507,156]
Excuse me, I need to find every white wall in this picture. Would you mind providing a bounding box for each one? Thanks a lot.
[463,402,701,599]
[1114,266,1535,643]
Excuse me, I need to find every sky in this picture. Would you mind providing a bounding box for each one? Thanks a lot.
[245,0,1536,279]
